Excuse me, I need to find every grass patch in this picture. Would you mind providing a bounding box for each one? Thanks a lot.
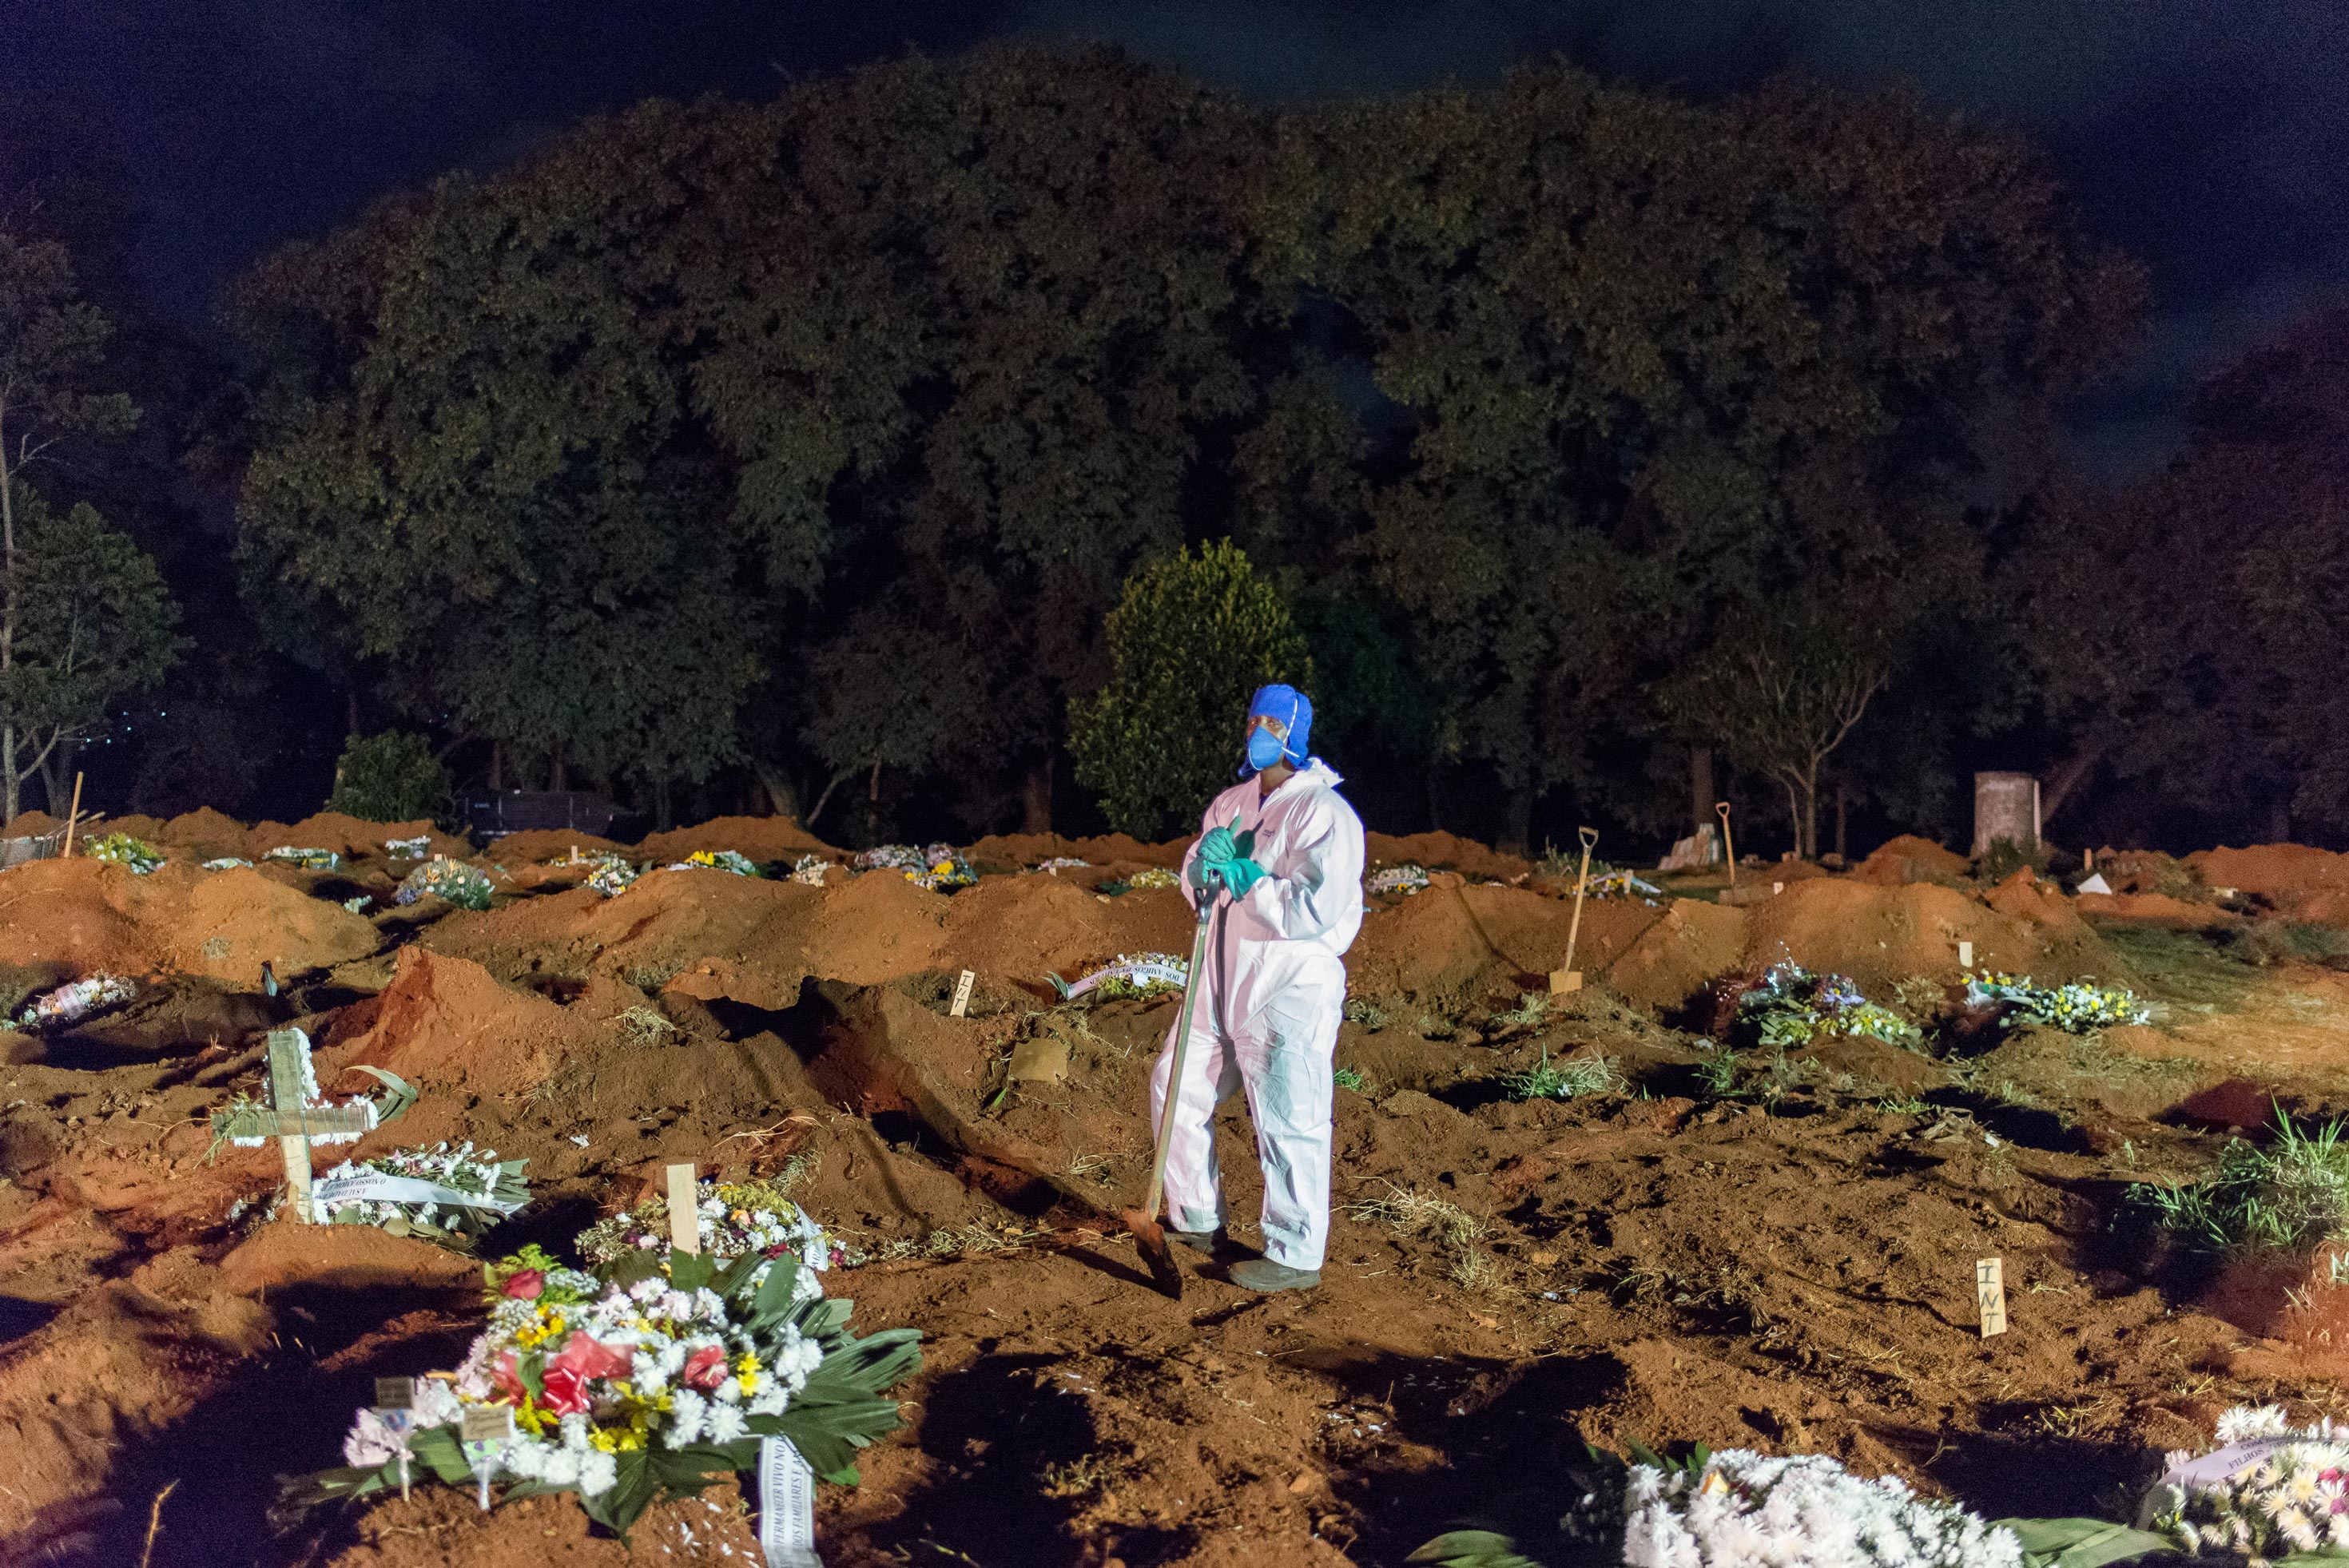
[1492,991,1550,1029]
[1345,1183,1486,1250]
[616,1005,678,1046]
[622,959,686,993]
[1343,997,1390,1031]
[1503,1043,1623,1102]
[1333,1064,1370,1094]
[2139,1113,2349,1253]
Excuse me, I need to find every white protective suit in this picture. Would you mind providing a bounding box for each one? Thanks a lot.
[1148,758,1365,1270]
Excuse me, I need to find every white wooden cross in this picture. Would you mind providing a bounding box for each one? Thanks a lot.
[209,1028,377,1222]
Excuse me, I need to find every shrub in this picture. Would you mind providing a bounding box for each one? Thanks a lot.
[327,731,449,824]
[1067,541,1310,838]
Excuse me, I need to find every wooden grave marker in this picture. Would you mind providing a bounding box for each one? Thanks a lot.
[208,1029,375,1222]
[666,1162,700,1253]
[950,969,976,1018]
[1976,1257,2008,1338]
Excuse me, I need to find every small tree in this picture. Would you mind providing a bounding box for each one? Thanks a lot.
[1068,541,1310,838]
[1659,601,1894,861]
[0,490,176,819]
[327,730,451,823]
[0,230,141,822]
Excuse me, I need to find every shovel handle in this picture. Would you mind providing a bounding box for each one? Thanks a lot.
[1140,871,1222,1222]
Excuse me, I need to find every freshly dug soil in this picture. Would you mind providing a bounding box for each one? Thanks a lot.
[6,807,2349,1568]
[634,814,841,864]
[1365,831,1531,882]
[2188,844,2349,925]
[1849,834,1969,885]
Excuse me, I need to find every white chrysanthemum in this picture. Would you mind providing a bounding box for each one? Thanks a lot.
[1622,1451,2022,1568]
[2218,1405,2293,1442]
[580,1449,618,1497]
[630,1276,666,1303]
[670,1389,709,1444]
[708,1403,748,1443]
[749,1382,791,1418]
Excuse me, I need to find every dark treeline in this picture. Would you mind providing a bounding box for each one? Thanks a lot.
[5,48,2346,855]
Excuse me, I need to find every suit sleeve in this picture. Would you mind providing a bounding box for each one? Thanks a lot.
[1241,795,1364,941]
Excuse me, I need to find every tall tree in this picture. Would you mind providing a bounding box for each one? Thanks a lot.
[0,230,147,821]
[1266,68,2136,850]
[233,101,786,804]
[697,49,1271,831]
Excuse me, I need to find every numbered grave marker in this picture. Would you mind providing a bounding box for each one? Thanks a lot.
[1958,940,1974,969]
[950,969,976,1018]
[1976,1257,2008,1338]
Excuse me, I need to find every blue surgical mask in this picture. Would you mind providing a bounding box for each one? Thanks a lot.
[1246,728,1286,772]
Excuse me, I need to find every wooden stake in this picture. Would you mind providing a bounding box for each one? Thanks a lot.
[949,969,976,1018]
[62,772,84,858]
[1976,1257,2008,1338]
[666,1162,699,1253]
[1551,827,1599,995]
[1715,801,1736,887]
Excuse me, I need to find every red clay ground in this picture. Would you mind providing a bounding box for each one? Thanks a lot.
[6,824,2349,1565]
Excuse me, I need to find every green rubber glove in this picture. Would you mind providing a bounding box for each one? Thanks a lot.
[1221,855,1268,898]
[1198,825,1237,865]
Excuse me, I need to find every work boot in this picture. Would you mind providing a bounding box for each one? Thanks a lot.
[1167,1227,1225,1253]
[1230,1259,1321,1293]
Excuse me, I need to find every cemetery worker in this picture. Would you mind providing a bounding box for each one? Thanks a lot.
[1150,682,1365,1292]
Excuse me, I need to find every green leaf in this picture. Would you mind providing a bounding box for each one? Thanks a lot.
[578,1447,659,1538]
[1404,1530,1544,1568]
[1992,1517,2179,1567]
[410,1423,478,1486]
[519,1352,547,1404]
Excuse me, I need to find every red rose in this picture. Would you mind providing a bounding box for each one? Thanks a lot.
[680,1345,729,1391]
[502,1268,545,1300]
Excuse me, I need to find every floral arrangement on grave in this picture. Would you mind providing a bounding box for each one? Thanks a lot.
[85,832,164,874]
[1964,973,2148,1033]
[265,845,341,870]
[1096,866,1182,896]
[1048,952,1189,1002]
[15,974,136,1030]
[1735,961,1921,1050]
[312,1141,529,1252]
[853,844,976,891]
[668,848,765,878]
[384,836,432,858]
[201,855,253,870]
[788,854,833,887]
[2136,1403,2349,1558]
[1367,863,1430,896]
[394,858,495,911]
[292,1183,919,1537]
[1025,856,1091,875]
[1412,1440,2174,1568]
[586,855,640,896]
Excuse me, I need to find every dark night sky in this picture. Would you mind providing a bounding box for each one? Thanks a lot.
[10,0,2346,475]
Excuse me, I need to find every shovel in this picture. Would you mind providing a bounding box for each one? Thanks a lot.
[1121,866,1225,1299]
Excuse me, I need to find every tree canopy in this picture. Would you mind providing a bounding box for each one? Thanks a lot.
[201,46,2198,852]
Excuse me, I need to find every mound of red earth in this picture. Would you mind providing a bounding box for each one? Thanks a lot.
[1365,830,1532,882]
[0,857,379,989]
[1848,834,1969,885]
[2188,844,2349,925]
[1741,873,2124,993]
